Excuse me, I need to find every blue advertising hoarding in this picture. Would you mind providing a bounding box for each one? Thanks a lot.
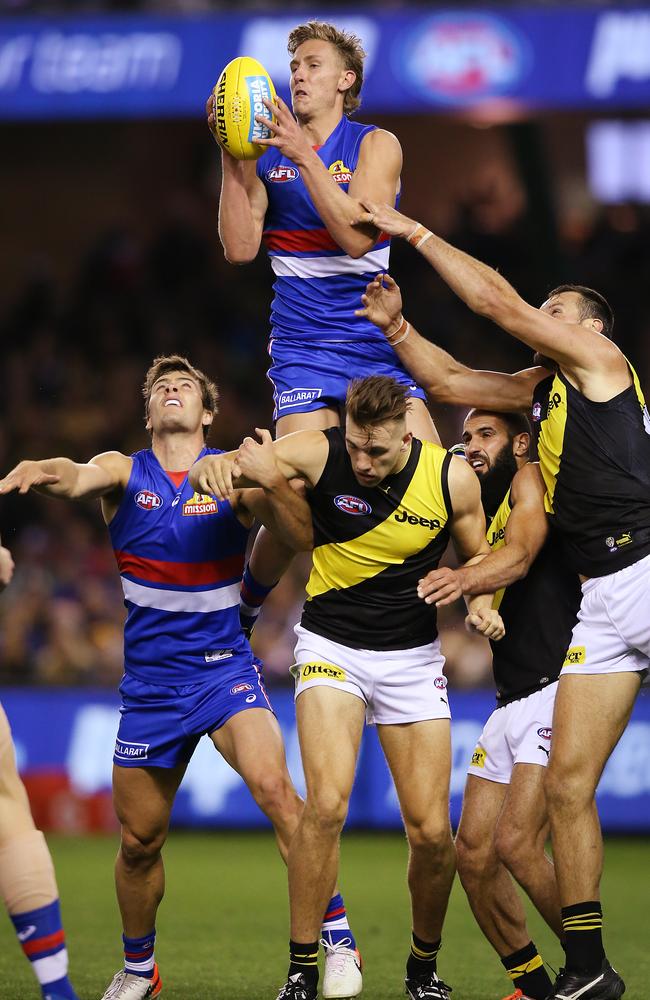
[1,8,650,120]
[3,686,649,832]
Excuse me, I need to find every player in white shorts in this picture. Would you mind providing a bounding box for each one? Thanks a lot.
[353,196,649,999]
[190,374,505,1000]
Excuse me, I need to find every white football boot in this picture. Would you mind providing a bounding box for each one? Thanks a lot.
[321,937,363,998]
[99,963,162,999]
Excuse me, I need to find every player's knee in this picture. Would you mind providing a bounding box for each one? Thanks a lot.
[405,814,452,857]
[249,769,299,821]
[494,822,536,874]
[455,827,491,883]
[119,825,166,870]
[545,761,590,816]
[304,786,349,834]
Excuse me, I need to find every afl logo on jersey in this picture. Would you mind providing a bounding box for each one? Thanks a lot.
[334,495,372,516]
[266,165,299,183]
[434,676,448,690]
[537,727,552,740]
[532,401,542,422]
[328,160,353,184]
[135,490,163,511]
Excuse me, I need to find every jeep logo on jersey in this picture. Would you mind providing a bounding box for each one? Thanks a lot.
[135,490,162,511]
[537,727,552,740]
[334,495,372,516]
[394,508,441,529]
[328,160,353,184]
[266,165,299,183]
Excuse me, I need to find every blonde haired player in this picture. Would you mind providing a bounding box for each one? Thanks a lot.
[0,542,79,1000]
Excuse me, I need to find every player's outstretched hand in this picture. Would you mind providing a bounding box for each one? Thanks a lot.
[236,429,283,490]
[355,273,403,335]
[0,461,60,495]
[352,199,416,239]
[417,567,464,606]
[0,546,15,591]
[188,454,236,501]
[255,97,311,164]
[465,608,505,641]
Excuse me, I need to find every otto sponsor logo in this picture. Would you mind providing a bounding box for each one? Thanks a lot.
[328,159,353,184]
[587,13,650,98]
[277,387,322,411]
[564,645,586,666]
[230,682,254,696]
[471,746,486,768]
[266,165,299,183]
[135,490,162,510]
[334,495,372,516]
[434,676,448,690]
[537,727,552,740]
[397,14,529,104]
[183,492,218,516]
[246,75,273,143]
[300,662,346,682]
[115,739,149,760]
[532,401,542,422]
[394,508,441,530]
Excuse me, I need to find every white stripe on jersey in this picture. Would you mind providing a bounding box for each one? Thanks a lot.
[270,246,390,280]
[121,578,240,614]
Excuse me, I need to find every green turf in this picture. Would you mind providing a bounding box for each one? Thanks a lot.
[0,832,647,999]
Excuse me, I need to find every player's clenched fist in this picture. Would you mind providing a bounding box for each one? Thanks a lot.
[465,608,505,641]
[236,428,282,490]
[188,454,238,501]
[0,461,60,495]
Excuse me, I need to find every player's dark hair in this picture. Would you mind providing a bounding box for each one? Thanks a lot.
[143,355,219,440]
[288,20,365,116]
[346,376,409,429]
[467,409,531,457]
[547,284,615,339]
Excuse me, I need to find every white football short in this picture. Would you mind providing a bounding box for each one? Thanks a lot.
[562,552,650,680]
[292,624,451,726]
[467,682,558,784]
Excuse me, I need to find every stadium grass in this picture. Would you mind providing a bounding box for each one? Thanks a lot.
[0,833,647,999]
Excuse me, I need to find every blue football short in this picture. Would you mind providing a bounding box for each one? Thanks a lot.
[114,655,273,769]
[267,338,427,420]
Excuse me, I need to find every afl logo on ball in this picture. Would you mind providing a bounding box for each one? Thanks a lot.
[266,165,299,183]
[135,490,162,511]
[537,727,552,740]
[334,495,372,516]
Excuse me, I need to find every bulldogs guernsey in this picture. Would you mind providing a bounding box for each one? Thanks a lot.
[486,488,581,705]
[109,448,251,685]
[258,116,396,345]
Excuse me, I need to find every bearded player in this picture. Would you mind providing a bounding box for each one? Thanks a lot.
[209,19,435,443]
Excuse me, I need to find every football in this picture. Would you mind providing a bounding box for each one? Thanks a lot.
[212,56,277,160]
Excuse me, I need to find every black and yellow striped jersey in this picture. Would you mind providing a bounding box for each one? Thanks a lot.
[301,427,452,650]
[533,366,650,577]
[487,488,581,705]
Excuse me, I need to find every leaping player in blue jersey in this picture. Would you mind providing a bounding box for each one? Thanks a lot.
[210,19,436,443]
[0,355,359,1000]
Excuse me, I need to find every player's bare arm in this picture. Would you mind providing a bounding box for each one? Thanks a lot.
[207,94,269,265]
[356,271,546,411]
[257,96,401,259]
[189,429,329,500]
[444,456,505,640]
[420,462,548,607]
[355,199,629,396]
[0,542,15,591]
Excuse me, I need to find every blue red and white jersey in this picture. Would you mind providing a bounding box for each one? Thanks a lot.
[257,116,398,344]
[108,448,250,685]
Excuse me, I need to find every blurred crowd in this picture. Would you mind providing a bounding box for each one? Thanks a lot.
[1,146,650,692]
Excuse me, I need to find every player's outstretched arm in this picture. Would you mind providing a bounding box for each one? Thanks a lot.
[420,462,548,606]
[357,272,546,411]
[207,97,269,265]
[241,482,313,553]
[442,456,505,640]
[354,199,624,379]
[256,96,401,258]
[0,452,131,502]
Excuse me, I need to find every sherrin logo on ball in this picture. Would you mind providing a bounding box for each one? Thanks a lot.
[212,56,277,161]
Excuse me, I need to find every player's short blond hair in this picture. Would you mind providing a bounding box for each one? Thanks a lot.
[346,376,409,430]
[143,354,219,440]
[288,20,365,116]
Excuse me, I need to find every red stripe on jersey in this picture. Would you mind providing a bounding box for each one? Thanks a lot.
[22,929,65,956]
[115,551,244,586]
[263,228,341,253]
